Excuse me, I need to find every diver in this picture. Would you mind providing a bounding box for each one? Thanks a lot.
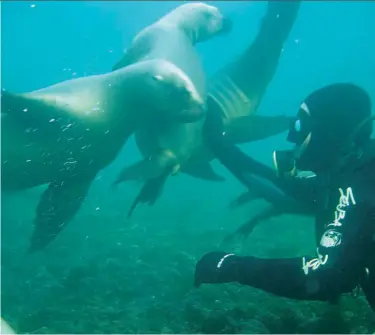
[196,83,375,312]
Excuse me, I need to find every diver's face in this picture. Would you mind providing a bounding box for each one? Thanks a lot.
[287,102,340,173]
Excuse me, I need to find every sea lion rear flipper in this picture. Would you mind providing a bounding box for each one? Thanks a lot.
[222,204,281,247]
[127,169,170,218]
[184,161,225,182]
[224,115,294,144]
[113,158,165,186]
[228,191,259,210]
[28,172,97,253]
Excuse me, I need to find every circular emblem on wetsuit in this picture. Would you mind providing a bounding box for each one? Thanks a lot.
[320,229,342,248]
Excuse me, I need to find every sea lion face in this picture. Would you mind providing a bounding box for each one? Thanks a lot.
[144,61,206,123]
[179,3,232,43]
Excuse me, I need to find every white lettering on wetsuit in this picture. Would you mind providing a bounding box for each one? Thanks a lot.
[302,187,356,275]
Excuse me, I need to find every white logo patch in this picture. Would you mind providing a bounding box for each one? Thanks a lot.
[301,187,356,275]
[327,187,356,228]
[217,253,234,269]
[320,229,343,248]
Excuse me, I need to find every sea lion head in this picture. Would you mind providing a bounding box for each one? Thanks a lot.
[169,3,232,44]
[141,59,206,123]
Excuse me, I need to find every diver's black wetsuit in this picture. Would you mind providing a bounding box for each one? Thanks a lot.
[201,102,375,311]
[196,149,375,310]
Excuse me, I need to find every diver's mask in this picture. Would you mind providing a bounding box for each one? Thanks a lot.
[273,102,375,178]
[273,84,374,179]
[273,103,313,178]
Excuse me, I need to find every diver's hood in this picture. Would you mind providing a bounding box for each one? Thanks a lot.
[273,131,375,180]
[274,84,374,177]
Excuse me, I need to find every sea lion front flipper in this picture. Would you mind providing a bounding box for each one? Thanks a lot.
[224,115,294,144]
[112,36,152,71]
[184,161,225,182]
[28,171,97,253]
[112,49,137,71]
[127,168,170,218]
[215,1,300,103]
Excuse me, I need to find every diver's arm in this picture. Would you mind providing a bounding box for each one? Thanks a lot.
[195,186,372,305]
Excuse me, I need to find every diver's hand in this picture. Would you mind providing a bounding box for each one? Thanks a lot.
[194,251,240,288]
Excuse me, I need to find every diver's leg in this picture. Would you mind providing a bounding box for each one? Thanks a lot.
[28,171,97,253]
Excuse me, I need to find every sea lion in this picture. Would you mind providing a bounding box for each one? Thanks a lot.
[111,3,232,216]
[114,1,300,216]
[181,1,301,181]
[1,58,205,251]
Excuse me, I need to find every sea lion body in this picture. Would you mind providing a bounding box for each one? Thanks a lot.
[112,3,232,214]
[176,1,302,181]
[2,58,204,250]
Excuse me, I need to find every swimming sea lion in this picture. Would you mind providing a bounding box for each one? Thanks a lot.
[114,1,300,216]
[111,2,232,216]
[181,1,301,181]
[1,58,205,251]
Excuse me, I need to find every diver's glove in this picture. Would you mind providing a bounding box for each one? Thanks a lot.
[194,251,242,287]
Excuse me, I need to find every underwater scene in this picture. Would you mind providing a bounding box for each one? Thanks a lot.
[2,1,375,334]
